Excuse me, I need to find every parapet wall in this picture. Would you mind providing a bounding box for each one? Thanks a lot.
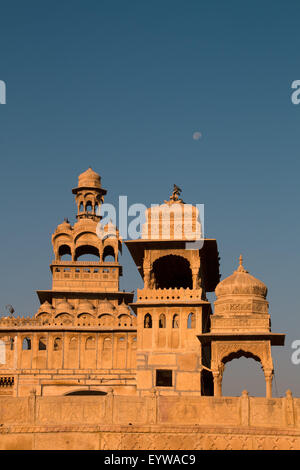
[0,394,300,449]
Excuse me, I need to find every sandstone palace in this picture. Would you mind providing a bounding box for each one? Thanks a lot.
[0,168,299,450]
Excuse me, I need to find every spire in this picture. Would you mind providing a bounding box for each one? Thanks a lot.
[236,254,248,273]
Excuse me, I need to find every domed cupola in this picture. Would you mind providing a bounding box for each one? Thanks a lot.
[215,255,267,299]
[212,255,270,333]
[77,167,102,189]
[56,218,72,232]
[37,301,54,314]
[35,301,54,321]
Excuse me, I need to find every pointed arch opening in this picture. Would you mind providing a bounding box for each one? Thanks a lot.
[152,255,192,289]
[22,337,31,350]
[221,350,265,397]
[187,312,195,329]
[172,314,179,328]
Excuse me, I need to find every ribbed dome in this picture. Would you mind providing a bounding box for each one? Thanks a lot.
[40,301,53,310]
[77,300,95,312]
[56,300,74,312]
[78,168,101,189]
[118,299,131,315]
[98,299,116,314]
[37,301,53,314]
[215,255,267,299]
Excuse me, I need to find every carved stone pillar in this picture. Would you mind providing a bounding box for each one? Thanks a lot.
[192,270,198,289]
[265,369,273,398]
[144,269,150,289]
[213,371,222,397]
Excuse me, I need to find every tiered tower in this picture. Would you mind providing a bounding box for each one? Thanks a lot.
[0,169,137,396]
[125,186,220,396]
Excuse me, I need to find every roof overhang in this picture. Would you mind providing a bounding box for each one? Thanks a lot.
[125,238,220,292]
[197,332,285,346]
[37,290,134,304]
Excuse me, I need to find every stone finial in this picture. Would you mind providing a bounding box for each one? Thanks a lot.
[236,254,248,273]
[165,184,184,204]
[242,390,249,397]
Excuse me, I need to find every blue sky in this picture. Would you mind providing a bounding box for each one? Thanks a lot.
[0,0,299,395]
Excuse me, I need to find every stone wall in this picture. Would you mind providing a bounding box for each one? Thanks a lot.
[0,393,300,449]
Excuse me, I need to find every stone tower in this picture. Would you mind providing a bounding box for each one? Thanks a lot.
[125,187,220,396]
[0,169,137,396]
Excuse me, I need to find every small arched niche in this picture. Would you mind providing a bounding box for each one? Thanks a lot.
[53,337,62,351]
[172,314,179,329]
[38,337,47,351]
[22,337,31,350]
[144,313,152,329]
[69,336,78,350]
[159,314,166,328]
[85,336,96,350]
[187,312,195,329]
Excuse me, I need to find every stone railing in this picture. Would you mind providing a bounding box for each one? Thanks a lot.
[0,390,298,428]
[0,317,42,327]
[137,288,203,302]
[0,315,137,330]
